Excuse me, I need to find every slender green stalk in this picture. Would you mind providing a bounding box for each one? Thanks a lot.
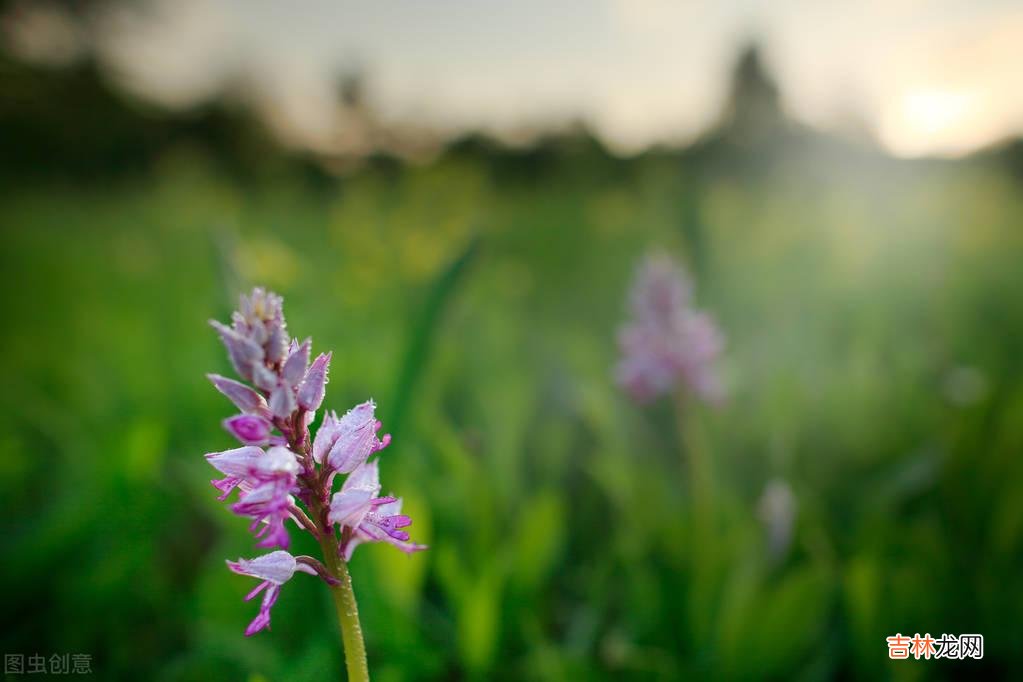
[314,520,369,681]
[328,556,369,682]
[674,392,714,534]
[311,494,369,682]
[674,392,719,648]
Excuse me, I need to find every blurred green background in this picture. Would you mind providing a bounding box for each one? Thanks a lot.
[3,3,1023,680]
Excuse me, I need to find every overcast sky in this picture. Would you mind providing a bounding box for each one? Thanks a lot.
[10,0,1023,156]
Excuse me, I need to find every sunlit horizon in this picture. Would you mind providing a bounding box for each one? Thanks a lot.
[4,0,1022,158]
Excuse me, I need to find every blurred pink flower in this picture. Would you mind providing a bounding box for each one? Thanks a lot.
[615,253,725,404]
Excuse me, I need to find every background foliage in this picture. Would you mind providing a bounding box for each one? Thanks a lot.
[2,48,1023,681]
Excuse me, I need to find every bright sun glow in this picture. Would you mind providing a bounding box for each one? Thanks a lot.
[900,90,975,135]
[879,87,1001,158]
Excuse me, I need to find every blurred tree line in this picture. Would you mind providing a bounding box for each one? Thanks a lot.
[1,5,1021,189]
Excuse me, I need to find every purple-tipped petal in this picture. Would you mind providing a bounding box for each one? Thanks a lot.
[244,288,280,318]
[207,374,269,416]
[259,446,301,477]
[252,363,278,392]
[358,497,428,554]
[324,400,389,474]
[238,288,287,360]
[212,446,300,548]
[328,487,377,528]
[330,466,428,560]
[265,325,289,364]
[342,533,428,562]
[227,550,298,584]
[282,339,311,387]
[312,411,341,464]
[257,522,291,550]
[225,552,297,637]
[230,446,301,548]
[210,320,264,380]
[223,414,272,446]
[328,460,380,528]
[234,483,294,550]
[206,445,265,499]
[215,288,289,376]
[297,352,331,411]
[243,580,269,602]
[343,458,380,490]
[269,382,297,419]
[206,446,265,478]
[245,584,281,635]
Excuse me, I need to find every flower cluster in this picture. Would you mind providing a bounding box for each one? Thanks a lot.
[615,253,725,404]
[205,287,425,635]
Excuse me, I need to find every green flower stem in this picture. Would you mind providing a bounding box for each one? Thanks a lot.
[674,393,714,538]
[675,392,719,647]
[313,500,369,682]
[295,419,370,682]
[327,551,369,682]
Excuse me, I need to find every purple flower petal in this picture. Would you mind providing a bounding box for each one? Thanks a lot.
[233,482,294,549]
[330,462,427,560]
[226,549,306,637]
[210,320,264,381]
[206,446,265,498]
[297,352,331,411]
[282,339,311,387]
[258,446,301,478]
[328,460,381,528]
[206,374,270,417]
[229,446,301,548]
[323,400,389,474]
[312,410,341,463]
[223,414,273,446]
[265,325,289,364]
[243,585,276,635]
[252,363,278,392]
[343,496,428,562]
[207,374,269,416]
[269,382,297,419]
[206,445,265,476]
[227,550,299,585]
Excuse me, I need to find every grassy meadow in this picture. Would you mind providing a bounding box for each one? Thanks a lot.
[2,129,1023,681]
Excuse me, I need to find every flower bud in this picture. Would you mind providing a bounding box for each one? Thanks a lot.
[210,321,264,380]
[252,363,278,393]
[269,382,297,419]
[297,352,331,411]
[223,414,273,445]
[282,339,311,387]
[207,374,269,416]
